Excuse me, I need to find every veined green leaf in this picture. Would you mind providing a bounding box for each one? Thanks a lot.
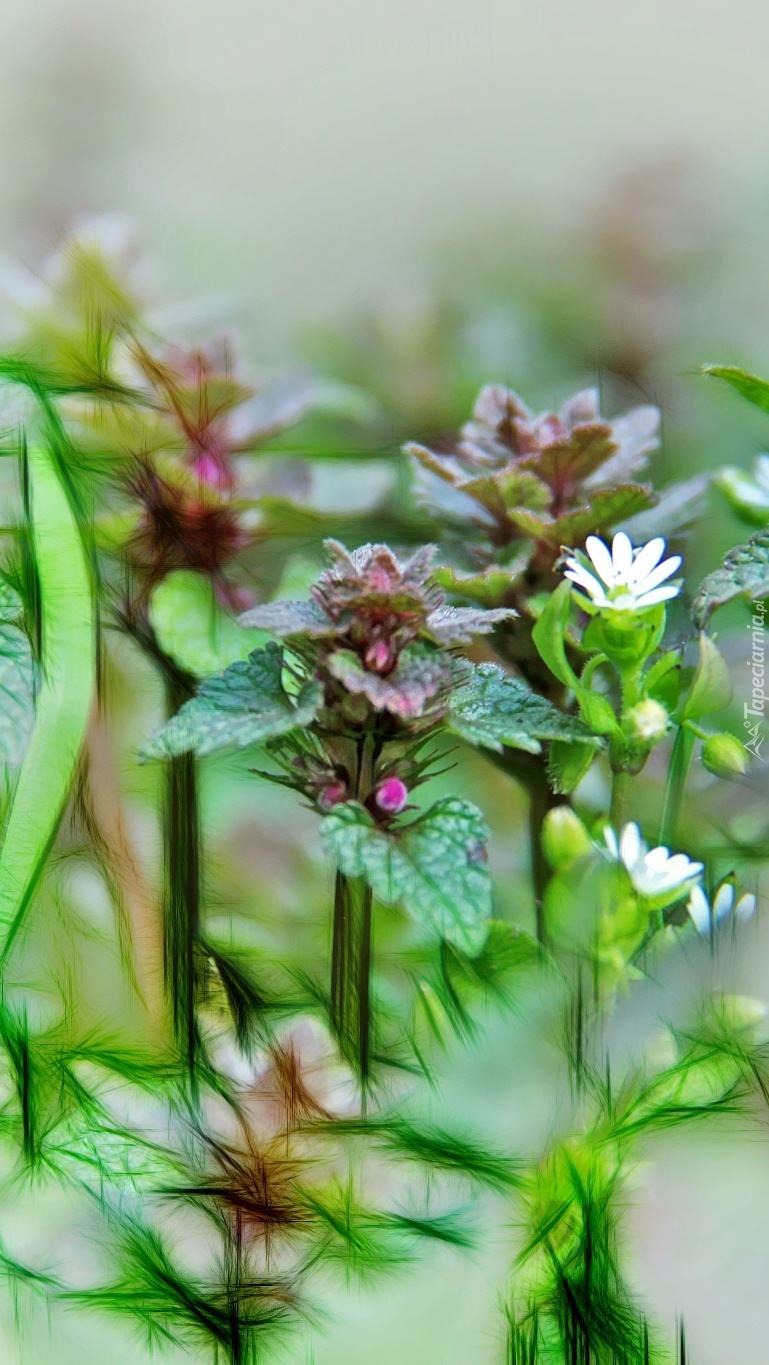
[141,642,322,759]
[446,661,599,754]
[0,445,96,963]
[692,529,769,626]
[321,797,491,954]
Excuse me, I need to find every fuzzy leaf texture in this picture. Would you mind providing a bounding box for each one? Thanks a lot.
[321,797,492,953]
[547,738,597,794]
[692,529,769,626]
[0,586,35,766]
[141,642,322,758]
[446,661,599,754]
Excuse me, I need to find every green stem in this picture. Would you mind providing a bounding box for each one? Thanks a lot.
[330,734,375,1084]
[609,770,627,829]
[527,771,554,947]
[659,725,696,847]
[163,670,201,1072]
[330,869,373,1084]
[485,746,559,945]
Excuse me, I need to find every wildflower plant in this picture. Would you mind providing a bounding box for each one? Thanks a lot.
[405,386,706,925]
[144,537,595,1078]
[0,228,764,1365]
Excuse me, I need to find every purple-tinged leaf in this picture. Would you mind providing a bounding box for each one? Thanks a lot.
[327,645,451,719]
[238,598,330,637]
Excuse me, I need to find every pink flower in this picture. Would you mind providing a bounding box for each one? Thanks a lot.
[374,777,409,815]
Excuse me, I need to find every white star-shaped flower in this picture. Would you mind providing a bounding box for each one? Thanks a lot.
[687,881,757,935]
[604,821,703,901]
[563,532,682,613]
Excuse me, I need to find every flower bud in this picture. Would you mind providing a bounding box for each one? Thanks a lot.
[374,777,409,815]
[317,781,347,812]
[365,637,395,674]
[542,806,591,869]
[625,698,668,743]
[702,732,748,778]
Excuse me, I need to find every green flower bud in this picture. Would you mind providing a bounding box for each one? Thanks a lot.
[542,806,591,869]
[701,732,748,777]
[583,605,665,672]
[625,698,669,743]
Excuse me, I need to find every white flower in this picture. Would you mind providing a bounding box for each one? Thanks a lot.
[563,532,682,613]
[687,881,757,935]
[604,821,703,901]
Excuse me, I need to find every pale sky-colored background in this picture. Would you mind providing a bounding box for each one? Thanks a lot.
[0,0,766,336]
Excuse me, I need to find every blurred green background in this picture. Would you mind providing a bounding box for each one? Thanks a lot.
[1,2,769,1362]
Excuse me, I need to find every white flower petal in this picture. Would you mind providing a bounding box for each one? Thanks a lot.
[604,827,619,858]
[619,822,643,868]
[712,883,735,922]
[585,535,615,588]
[664,853,702,880]
[564,564,606,599]
[612,532,634,581]
[635,555,682,595]
[687,885,711,935]
[645,845,672,871]
[735,893,757,922]
[633,584,681,609]
[630,537,666,584]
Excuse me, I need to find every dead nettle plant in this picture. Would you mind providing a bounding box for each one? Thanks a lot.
[143,536,600,1082]
[405,385,707,929]
[0,224,766,1365]
[0,234,510,1362]
[0,225,337,1065]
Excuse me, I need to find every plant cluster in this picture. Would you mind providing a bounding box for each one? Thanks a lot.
[0,227,763,1364]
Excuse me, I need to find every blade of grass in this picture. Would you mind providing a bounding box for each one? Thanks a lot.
[0,441,96,965]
